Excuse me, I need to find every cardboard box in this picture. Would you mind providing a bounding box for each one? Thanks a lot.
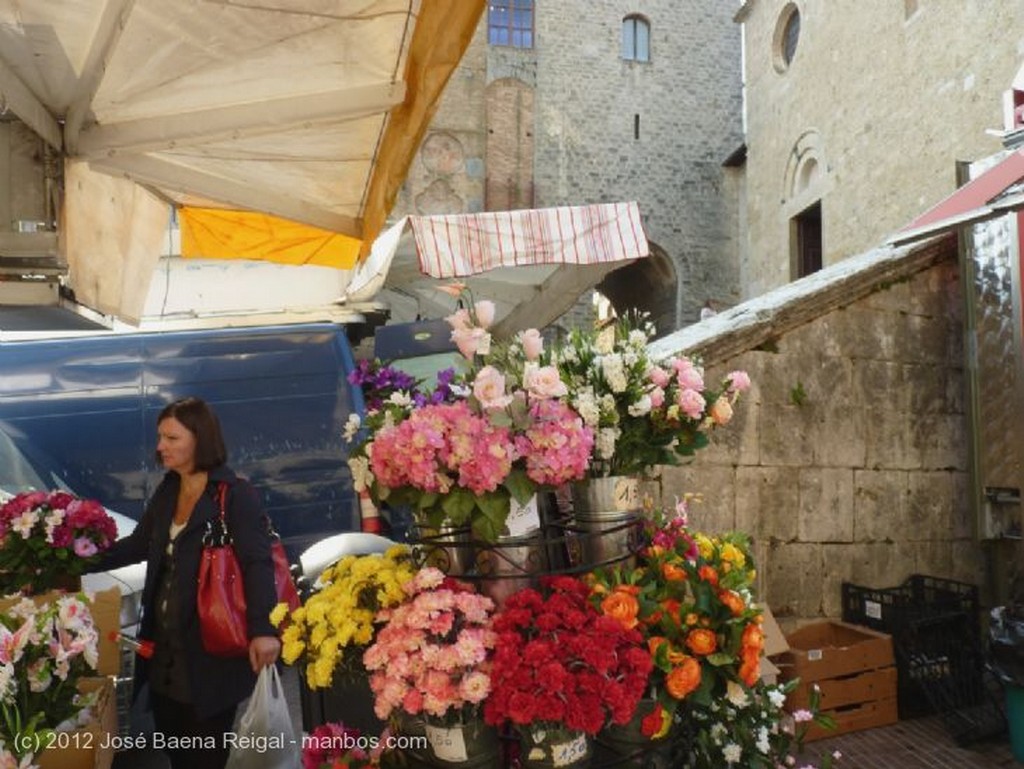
[759,602,788,684]
[0,587,121,676]
[776,620,898,741]
[37,676,116,769]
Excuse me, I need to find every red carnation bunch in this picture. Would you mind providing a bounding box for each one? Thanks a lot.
[483,575,652,736]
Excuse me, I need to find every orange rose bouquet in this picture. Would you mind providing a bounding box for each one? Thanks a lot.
[587,500,763,739]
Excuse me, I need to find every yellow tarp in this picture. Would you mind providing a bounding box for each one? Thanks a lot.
[179,207,362,269]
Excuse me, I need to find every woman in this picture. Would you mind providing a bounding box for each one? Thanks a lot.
[100,397,281,769]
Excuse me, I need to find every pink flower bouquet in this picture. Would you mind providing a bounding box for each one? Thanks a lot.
[358,290,594,542]
[363,567,497,726]
[0,491,117,595]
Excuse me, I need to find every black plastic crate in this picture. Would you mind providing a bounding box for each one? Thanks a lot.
[841,574,981,719]
[897,611,1006,746]
[841,574,980,638]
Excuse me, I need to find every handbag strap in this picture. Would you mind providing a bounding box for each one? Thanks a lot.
[214,480,280,539]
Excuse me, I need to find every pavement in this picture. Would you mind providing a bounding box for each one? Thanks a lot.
[108,666,1020,768]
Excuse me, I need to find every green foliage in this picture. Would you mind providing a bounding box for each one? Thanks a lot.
[789,381,807,406]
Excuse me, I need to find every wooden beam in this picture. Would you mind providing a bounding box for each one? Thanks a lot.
[64,0,137,155]
[491,262,622,338]
[88,153,363,236]
[0,57,62,150]
[76,80,406,157]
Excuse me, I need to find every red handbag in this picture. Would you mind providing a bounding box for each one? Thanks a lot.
[197,481,301,657]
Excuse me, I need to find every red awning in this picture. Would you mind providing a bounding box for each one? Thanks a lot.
[890,149,1024,245]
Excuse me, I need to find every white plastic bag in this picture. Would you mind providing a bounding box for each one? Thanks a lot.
[225,665,301,769]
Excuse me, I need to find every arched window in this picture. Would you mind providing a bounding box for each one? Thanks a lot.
[621,15,650,62]
[488,0,534,48]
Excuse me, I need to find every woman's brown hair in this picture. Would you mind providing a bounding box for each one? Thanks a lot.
[156,397,227,471]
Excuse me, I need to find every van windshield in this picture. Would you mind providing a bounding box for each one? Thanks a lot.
[0,426,49,494]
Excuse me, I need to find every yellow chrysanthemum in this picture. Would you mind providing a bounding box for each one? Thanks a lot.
[282,640,305,664]
[269,602,289,628]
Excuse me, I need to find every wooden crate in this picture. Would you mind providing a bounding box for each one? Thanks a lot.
[775,620,899,742]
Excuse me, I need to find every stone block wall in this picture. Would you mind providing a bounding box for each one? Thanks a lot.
[533,1,744,326]
[658,257,986,621]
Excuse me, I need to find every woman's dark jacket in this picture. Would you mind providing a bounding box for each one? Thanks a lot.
[100,465,278,718]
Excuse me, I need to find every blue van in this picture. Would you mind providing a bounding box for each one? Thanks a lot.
[0,322,365,559]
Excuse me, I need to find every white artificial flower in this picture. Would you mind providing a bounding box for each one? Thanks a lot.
[709,722,727,745]
[722,743,742,764]
[756,726,770,754]
[595,328,615,355]
[348,456,374,493]
[600,393,618,417]
[560,345,578,363]
[342,413,362,442]
[388,391,412,408]
[11,510,37,539]
[726,680,749,708]
[627,395,652,417]
[595,427,620,460]
[628,329,647,347]
[573,391,601,428]
[0,663,16,705]
[623,349,640,367]
[601,354,628,393]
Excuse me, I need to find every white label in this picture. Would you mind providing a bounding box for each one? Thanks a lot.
[864,599,882,620]
[613,477,639,511]
[552,733,589,767]
[807,649,823,662]
[506,494,541,537]
[425,723,468,763]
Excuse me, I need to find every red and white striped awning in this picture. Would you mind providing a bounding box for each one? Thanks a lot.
[408,201,649,278]
[341,201,651,334]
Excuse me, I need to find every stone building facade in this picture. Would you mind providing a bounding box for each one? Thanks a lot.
[736,0,1024,298]
[394,1,744,333]
[648,233,1000,621]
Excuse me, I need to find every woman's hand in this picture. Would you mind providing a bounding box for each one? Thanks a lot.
[249,635,281,672]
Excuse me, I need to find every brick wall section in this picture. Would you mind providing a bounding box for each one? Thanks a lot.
[656,252,986,621]
[739,0,1024,298]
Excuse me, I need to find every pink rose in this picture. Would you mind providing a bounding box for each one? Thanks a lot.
[473,300,496,329]
[473,366,513,410]
[677,388,706,420]
[451,327,490,359]
[649,387,665,408]
[648,366,670,388]
[676,363,705,392]
[446,308,472,331]
[519,328,544,361]
[525,365,568,400]
[728,370,751,392]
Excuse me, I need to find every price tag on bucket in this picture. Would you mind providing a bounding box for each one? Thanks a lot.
[506,494,540,537]
[425,723,468,762]
[613,478,639,511]
[552,733,589,766]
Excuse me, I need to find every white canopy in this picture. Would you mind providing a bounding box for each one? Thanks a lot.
[0,0,483,320]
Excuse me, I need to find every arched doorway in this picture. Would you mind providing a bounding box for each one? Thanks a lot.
[593,242,677,335]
